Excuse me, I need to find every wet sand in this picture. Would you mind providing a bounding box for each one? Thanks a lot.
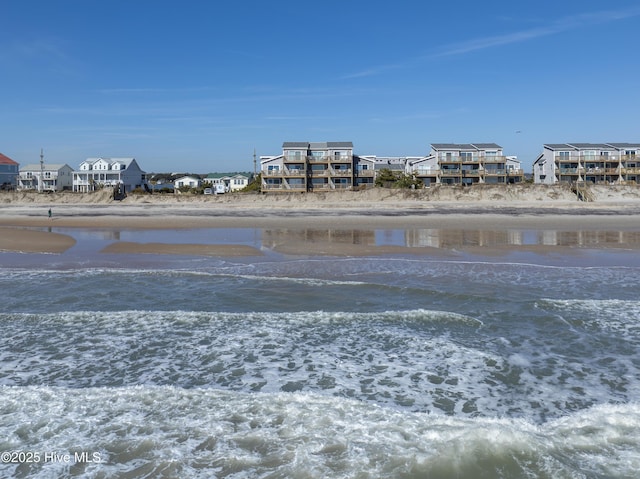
[1,202,640,257]
[0,227,77,254]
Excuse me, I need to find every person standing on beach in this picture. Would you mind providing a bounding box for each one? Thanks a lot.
[48,208,52,219]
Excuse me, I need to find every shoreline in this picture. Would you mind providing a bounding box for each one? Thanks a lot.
[2,187,640,257]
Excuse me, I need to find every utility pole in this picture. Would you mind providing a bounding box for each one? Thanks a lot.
[253,148,257,177]
[39,148,44,193]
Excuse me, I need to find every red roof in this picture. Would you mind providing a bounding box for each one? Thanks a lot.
[0,153,18,165]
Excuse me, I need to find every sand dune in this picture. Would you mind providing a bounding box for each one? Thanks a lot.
[2,184,640,208]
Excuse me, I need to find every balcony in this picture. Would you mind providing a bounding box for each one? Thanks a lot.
[439,156,478,163]
[285,182,306,191]
[585,167,619,174]
[262,183,285,191]
[329,155,353,163]
[357,169,375,177]
[307,155,329,163]
[309,184,331,191]
[413,168,440,177]
[481,156,506,163]
[332,169,352,177]
[283,168,306,177]
[263,169,283,177]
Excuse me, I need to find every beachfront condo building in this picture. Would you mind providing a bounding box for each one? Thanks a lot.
[409,143,524,186]
[261,142,355,192]
[0,153,19,189]
[260,141,523,192]
[18,163,74,192]
[533,143,640,185]
[73,157,147,193]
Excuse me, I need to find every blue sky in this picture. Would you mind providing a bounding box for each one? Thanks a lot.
[2,0,639,173]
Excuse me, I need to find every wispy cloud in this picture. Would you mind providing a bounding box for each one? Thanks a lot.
[344,6,640,78]
[0,38,68,61]
[433,6,640,57]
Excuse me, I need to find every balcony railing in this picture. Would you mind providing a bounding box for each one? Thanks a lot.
[307,155,329,162]
[283,168,306,176]
[262,183,284,190]
[585,168,620,174]
[481,156,506,163]
[330,155,353,163]
[413,169,437,176]
[285,183,306,190]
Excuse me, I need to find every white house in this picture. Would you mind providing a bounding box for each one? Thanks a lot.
[73,158,146,193]
[174,175,202,189]
[226,174,249,191]
[18,163,74,191]
[205,173,250,192]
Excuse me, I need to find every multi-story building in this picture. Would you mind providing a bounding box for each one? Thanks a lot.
[533,143,640,185]
[409,143,523,186]
[260,141,523,191]
[261,142,355,192]
[73,157,146,192]
[0,153,19,189]
[18,163,74,191]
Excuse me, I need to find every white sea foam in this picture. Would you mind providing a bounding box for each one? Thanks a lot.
[3,308,636,424]
[1,386,638,478]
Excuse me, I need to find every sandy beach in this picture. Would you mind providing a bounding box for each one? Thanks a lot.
[1,185,640,257]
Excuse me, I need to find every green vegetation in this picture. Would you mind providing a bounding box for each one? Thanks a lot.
[374,168,423,189]
[241,173,262,193]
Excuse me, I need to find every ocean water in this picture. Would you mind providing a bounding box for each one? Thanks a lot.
[1,226,640,478]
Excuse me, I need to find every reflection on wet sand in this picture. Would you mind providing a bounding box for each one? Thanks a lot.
[263,228,640,254]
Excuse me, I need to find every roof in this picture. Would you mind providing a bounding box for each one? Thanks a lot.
[174,175,201,181]
[568,143,614,150]
[84,157,135,166]
[544,143,574,150]
[431,143,502,151]
[282,141,353,149]
[605,143,640,150]
[0,153,18,165]
[20,163,70,171]
[544,143,631,150]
